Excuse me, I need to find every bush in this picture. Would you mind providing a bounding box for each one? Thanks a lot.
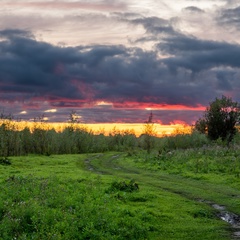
[106,179,139,193]
[0,158,11,165]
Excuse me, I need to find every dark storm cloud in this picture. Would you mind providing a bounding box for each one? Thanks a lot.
[218,5,240,29]
[0,29,33,38]
[113,14,182,43]
[70,107,203,125]
[131,16,181,38]
[127,15,240,101]
[158,37,240,76]
[131,14,240,72]
[0,30,148,104]
[0,28,239,123]
[159,35,240,73]
[157,35,240,103]
[215,70,233,90]
[129,14,240,76]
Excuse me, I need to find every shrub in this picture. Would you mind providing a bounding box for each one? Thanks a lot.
[106,179,139,193]
[195,95,240,143]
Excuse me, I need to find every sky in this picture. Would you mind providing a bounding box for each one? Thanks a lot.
[0,0,240,124]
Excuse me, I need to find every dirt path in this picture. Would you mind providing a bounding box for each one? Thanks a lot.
[84,152,240,239]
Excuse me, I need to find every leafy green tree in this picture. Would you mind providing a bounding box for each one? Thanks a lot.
[20,127,32,155]
[195,95,240,143]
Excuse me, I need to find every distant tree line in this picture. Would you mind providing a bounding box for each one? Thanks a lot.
[0,116,211,160]
[0,95,240,160]
[0,121,140,158]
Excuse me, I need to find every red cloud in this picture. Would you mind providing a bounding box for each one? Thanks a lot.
[71,80,96,100]
[111,101,206,111]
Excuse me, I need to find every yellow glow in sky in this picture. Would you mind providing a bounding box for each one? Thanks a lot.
[0,121,191,137]
[82,123,192,136]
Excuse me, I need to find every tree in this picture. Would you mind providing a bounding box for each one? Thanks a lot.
[195,95,240,143]
[67,110,80,132]
[195,118,207,134]
[68,110,80,124]
[0,111,14,159]
[142,112,157,153]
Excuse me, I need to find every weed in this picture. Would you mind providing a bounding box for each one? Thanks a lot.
[0,158,11,165]
[106,179,139,193]
[192,209,214,219]
[0,174,151,239]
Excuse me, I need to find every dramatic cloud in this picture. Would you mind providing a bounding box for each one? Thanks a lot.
[0,0,239,124]
[218,5,240,30]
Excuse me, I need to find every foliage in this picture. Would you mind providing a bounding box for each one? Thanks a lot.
[195,118,207,134]
[0,175,148,240]
[2,107,240,239]
[106,179,139,193]
[0,153,235,240]
[0,108,239,158]
[141,112,157,154]
[158,131,209,151]
[0,158,11,165]
[195,95,240,143]
[0,121,140,156]
[134,140,240,177]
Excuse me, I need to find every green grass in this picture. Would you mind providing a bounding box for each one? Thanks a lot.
[0,152,238,239]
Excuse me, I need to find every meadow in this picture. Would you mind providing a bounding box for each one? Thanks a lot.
[0,120,240,239]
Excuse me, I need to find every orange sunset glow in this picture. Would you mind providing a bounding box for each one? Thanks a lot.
[0,120,192,137]
[84,123,192,136]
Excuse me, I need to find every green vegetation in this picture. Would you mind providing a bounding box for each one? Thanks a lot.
[0,153,235,240]
[1,137,240,239]
[0,120,139,158]
[1,109,240,239]
[142,112,157,154]
[195,95,240,143]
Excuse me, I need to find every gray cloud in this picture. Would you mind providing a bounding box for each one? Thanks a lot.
[218,5,240,30]
[130,16,181,39]
[183,6,205,13]
[129,15,240,96]
[158,35,240,72]
[0,28,239,123]
[1,1,240,125]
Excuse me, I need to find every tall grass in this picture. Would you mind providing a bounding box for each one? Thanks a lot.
[0,119,239,158]
[0,120,139,157]
[0,175,151,240]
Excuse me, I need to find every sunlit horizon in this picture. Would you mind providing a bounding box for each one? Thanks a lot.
[82,123,192,136]
[0,120,193,137]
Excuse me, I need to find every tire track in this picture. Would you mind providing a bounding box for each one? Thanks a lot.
[85,152,240,239]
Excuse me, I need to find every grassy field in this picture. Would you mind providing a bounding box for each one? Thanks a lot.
[1,150,240,239]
